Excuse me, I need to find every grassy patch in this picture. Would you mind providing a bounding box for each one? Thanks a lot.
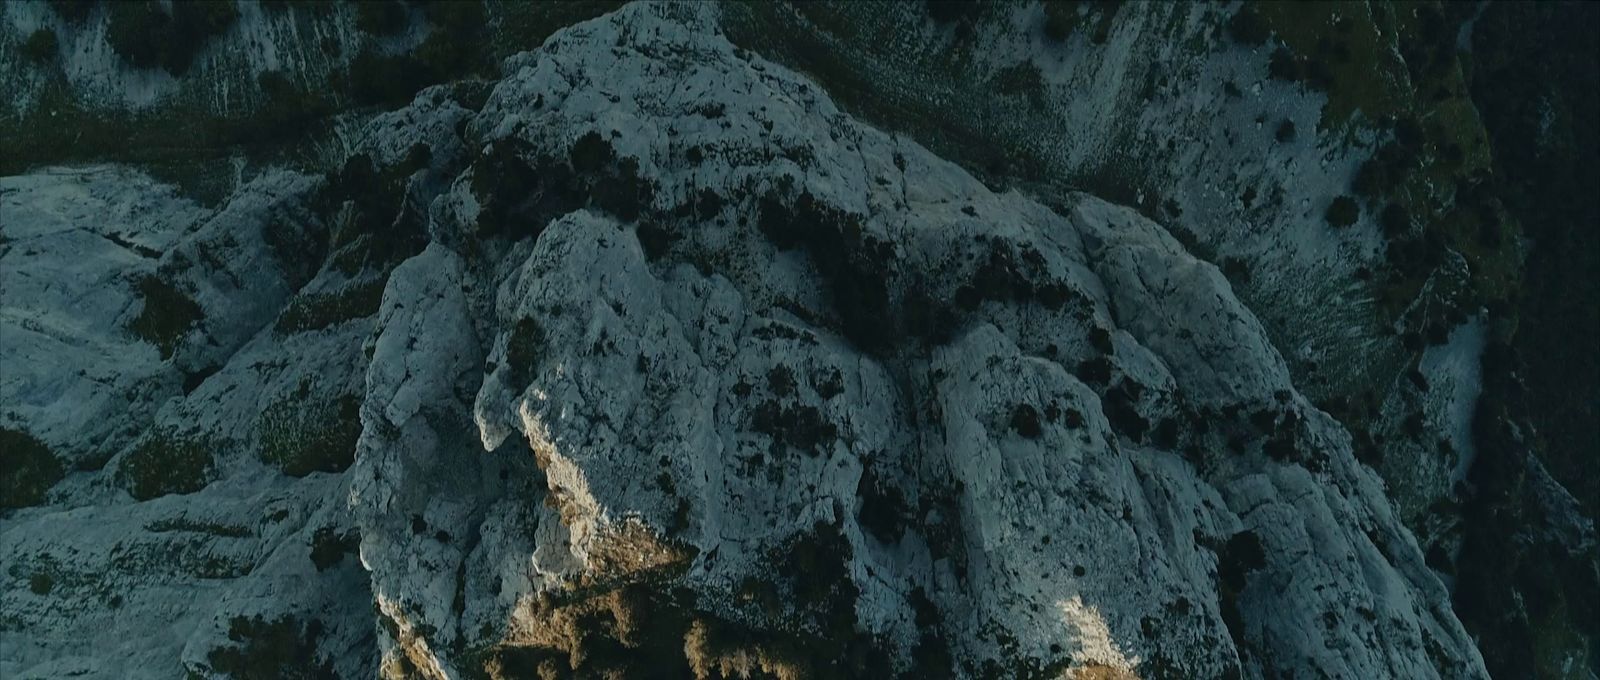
[118,430,214,500]
[0,427,64,509]
[274,277,387,334]
[128,274,204,360]
[258,394,362,476]
[1251,1,1410,133]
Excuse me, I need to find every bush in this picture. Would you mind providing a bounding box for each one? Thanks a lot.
[1353,155,1392,199]
[1228,6,1271,46]
[119,430,214,500]
[106,0,238,75]
[506,317,546,385]
[259,394,362,476]
[207,615,336,679]
[355,0,408,36]
[1010,404,1043,439]
[1221,256,1252,285]
[309,527,360,571]
[250,70,333,143]
[106,1,172,70]
[22,28,58,62]
[29,571,54,595]
[273,278,386,334]
[926,0,981,24]
[1041,2,1077,42]
[47,0,95,24]
[1275,119,1297,143]
[1326,195,1360,227]
[1380,202,1412,237]
[128,274,203,360]
[992,61,1046,103]
[1268,46,1299,80]
[0,427,63,509]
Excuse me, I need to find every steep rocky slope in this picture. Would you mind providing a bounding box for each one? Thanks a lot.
[2,1,1593,679]
[0,4,1498,678]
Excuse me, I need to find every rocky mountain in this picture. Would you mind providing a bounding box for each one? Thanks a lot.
[1,2,1594,679]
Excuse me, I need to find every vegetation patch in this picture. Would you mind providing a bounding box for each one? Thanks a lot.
[22,28,58,62]
[759,191,900,356]
[144,517,251,538]
[0,427,64,509]
[118,430,214,500]
[749,400,837,458]
[258,393,362,476]
[309,527,361,571]
[206,615,337,679]
[1325,195,1359,227]
[478,521,889,680]
[128,274,203,360]
[504,317,547,386]
[274,278,387,334]
[856,465,911,544]
[106,0,238,75]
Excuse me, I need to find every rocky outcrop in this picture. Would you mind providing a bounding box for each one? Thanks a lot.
[1,3,1497,678]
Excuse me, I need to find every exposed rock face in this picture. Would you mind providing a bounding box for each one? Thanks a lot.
[1,4,1496,679]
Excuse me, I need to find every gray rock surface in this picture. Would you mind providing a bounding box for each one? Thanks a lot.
[0,3,1493,678]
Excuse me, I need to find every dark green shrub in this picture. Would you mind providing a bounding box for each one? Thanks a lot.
[1041,2,1077,42]
[106,1,172,70]
[1353,154,1392,199]
[259,394,362,476]
[992,61,1046,103]
[0,427,63,509]
[355,0,408,35]
[1268,46,1299,80]
[106,0,238,75]
[309,527,360,571]
[1227,5,1270,46]
[22,28,58,62]
[506,317,546,385]
[926,0,981,24]
[1010,404,1043,439]
[273,278,386,334]
[1380,201,1412,237]
[128,274,203,360]
[29,571,54,595]
[1275,119,1296,143]
[207,615,336,679]
[1325,195,1360,227]
[347,48,425,106]
[249,70,333,143]
[1221,256,1252,285]
[856,466,910,543]
[47,0,95,24]
[119,430,214,500]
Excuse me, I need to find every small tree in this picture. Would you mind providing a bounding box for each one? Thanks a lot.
[1381,202,1411,237]
[1275,119,1297,143]
[22,28,58,62]
[1326,196,1360,227]
[1228,6,1270,46]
